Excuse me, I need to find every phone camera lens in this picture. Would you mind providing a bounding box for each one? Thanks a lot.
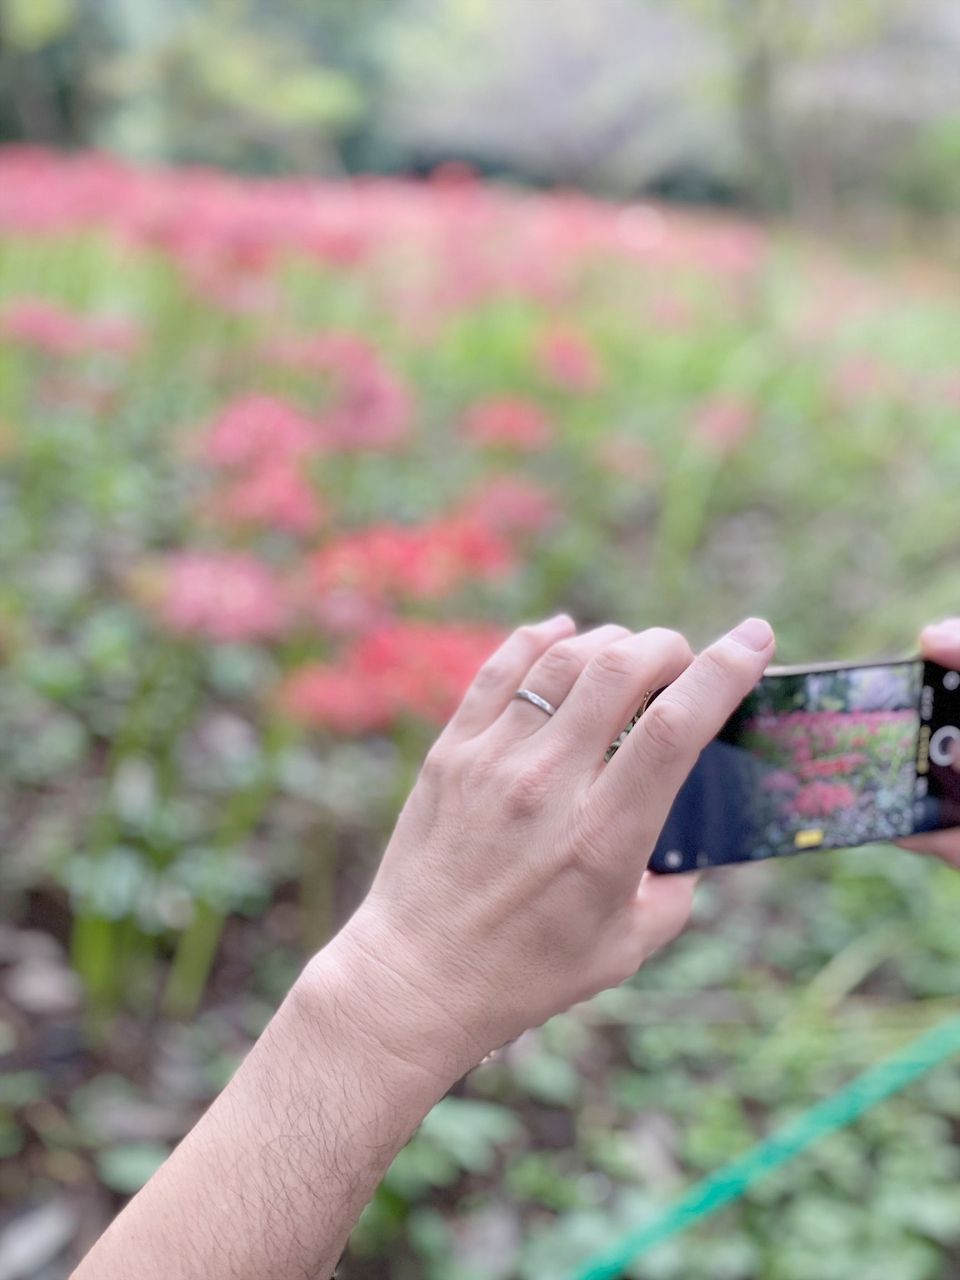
[944,671,960,692]
[930,725,960,767]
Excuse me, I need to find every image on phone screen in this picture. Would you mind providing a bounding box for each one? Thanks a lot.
[644,658,960,873]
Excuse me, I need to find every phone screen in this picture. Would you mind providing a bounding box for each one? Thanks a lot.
[643,658,960,873]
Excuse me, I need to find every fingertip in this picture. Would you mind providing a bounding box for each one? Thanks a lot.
[541,612,576,631]
[727,616,775,654]
[920,618,960,657]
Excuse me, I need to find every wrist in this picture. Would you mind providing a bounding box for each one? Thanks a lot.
[292,907,482,1098]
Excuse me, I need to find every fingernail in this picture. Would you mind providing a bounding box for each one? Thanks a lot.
[544,612,574,629]
[923,619,960,644]
[728,616,774,652]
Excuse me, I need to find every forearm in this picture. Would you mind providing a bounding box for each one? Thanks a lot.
[73,928,465,1280]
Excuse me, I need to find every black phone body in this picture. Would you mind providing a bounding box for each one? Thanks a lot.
[637,658,960,874]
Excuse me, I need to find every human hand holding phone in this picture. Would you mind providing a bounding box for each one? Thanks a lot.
[642,618,960,874]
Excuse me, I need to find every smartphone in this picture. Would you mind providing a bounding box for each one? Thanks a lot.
[607,657,960,873]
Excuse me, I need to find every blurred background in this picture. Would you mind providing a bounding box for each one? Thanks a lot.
[3,1,960,1277]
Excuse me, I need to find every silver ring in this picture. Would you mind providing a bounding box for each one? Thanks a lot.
[513,688,557,717]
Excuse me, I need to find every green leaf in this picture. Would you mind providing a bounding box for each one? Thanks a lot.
[1,0,75,50]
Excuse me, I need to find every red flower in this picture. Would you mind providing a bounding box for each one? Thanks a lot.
[280,620,508,732]
[279,665,393,734]
[267,332,413,451]
[1,297,141,356]
[151,551,287,642]
[535,323,603,391]
[464,396,553,451]
[691,394,756,457]
[791,781,858,818]
[198,394,321,469]
[591,433,657,482]
[461,476,560,538]
[214,461,324,536]
[304,516,515,608]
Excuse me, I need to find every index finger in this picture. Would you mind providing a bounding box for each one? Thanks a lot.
[588,616,775,855]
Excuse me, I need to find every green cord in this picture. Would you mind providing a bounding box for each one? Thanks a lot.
[572,1014,960,1280]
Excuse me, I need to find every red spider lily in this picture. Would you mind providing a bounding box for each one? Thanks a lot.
[267,332,413,451]
[264,331,376,374]
[464,396,553,451]
[460,476,560,538]
[197,394,322,469]
[649,292,696,333]
[830,356,904,408]
[213,460,325,536]
[691,394,757,457]
[146,551,288,642]
[280,619,508,732]
[303,516,516,608]
[791,781,858,818]
[590,433,658,483]
[278,666,394,734]
[796,753,868,780]
[535,323,603,391]
[35,372,123,416]
[0,148,767,324]
[760,769,799,792]
[1,297,141,357]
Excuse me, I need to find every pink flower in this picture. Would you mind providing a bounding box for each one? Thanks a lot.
[214,461,324,536]
[198,394,321,469]
[151,552,287,642]
[691,395,756,457]
[591,433,657,482]
[831,356,899,406]
[463,396,553,451]
[461,476,560,538]
[267,332,413,451]
[761,769,799,793]
[535,323,603,391]
[1,297,141,356]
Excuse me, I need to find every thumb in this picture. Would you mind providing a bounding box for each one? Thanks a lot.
[631,869,700,962]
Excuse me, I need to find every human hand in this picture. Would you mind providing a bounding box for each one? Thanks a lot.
[318,613,775,1083]
[898,618,960,868]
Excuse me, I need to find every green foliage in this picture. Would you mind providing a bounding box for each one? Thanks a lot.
[1,0,76,51]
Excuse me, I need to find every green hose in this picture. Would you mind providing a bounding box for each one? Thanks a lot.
[572,1014,960,1280]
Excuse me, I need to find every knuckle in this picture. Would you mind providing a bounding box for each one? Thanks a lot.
[641,695,693,761]
[473,657,509,691]
[502,752,561,820]
[589,641,637,683]
[420,743,450,782]
[466,743,500,788]
[536,640,583,680]
[566,798,624,886]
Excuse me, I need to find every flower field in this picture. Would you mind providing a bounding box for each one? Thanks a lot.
[748,707,919,853]
[5,148,960,1278]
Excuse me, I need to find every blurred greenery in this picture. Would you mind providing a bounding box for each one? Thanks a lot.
[2,0,960,216]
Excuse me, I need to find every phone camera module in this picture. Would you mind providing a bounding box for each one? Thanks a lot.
[930,724,960,767]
